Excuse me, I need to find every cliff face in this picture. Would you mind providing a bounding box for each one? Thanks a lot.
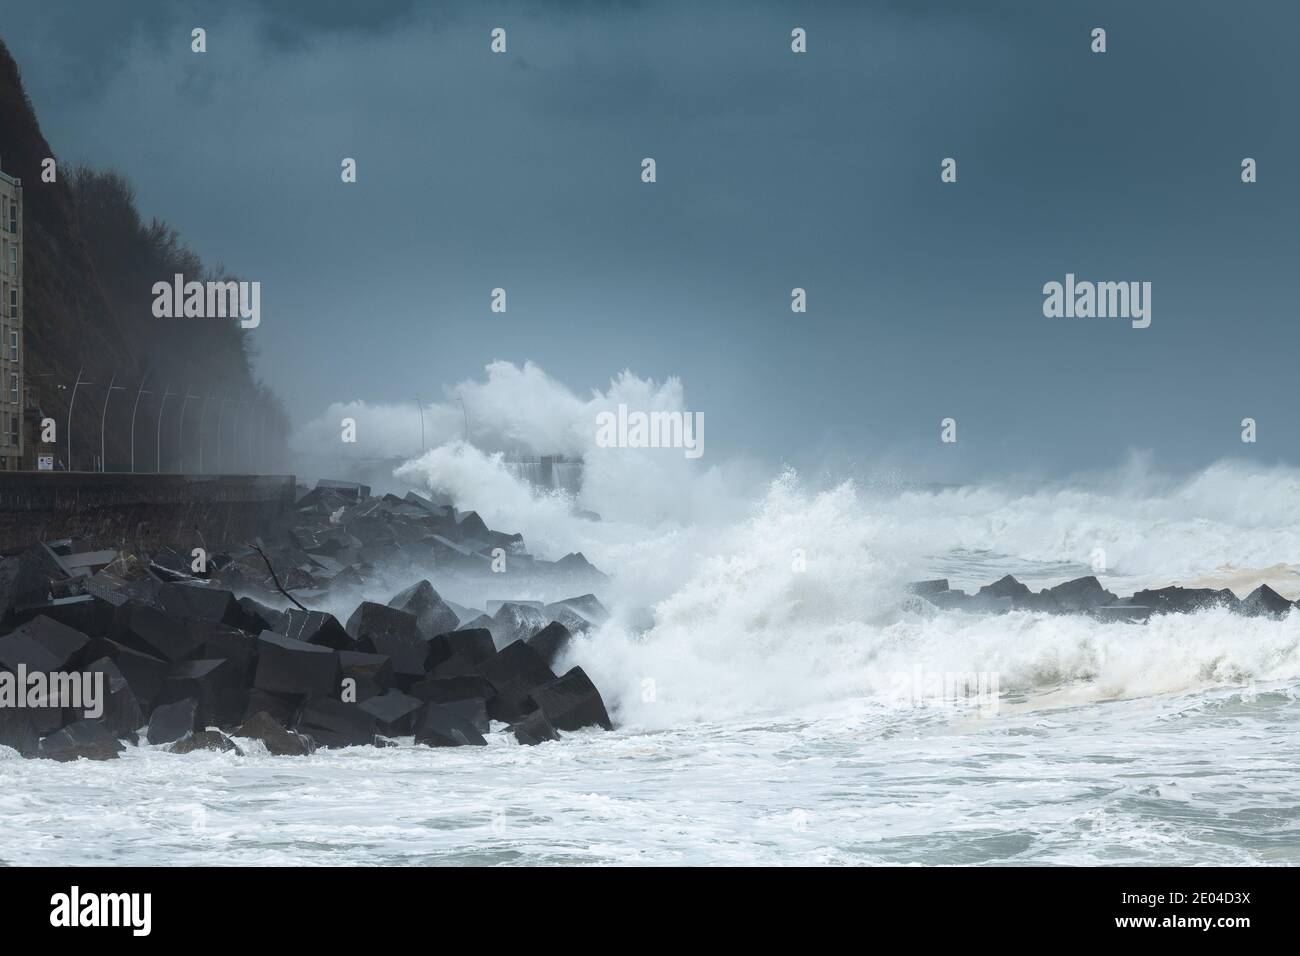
[0,38,288,472]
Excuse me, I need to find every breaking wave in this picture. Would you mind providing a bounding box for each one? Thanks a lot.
[304,362,1300,730]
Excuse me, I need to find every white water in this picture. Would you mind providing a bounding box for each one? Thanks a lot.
[5,364,1300,865]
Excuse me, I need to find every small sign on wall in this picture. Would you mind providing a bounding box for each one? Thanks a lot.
[37,455,53,471]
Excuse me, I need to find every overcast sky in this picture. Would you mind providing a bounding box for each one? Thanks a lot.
[4,0,1297,481]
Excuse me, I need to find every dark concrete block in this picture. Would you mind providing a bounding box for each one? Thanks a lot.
[530,666,613,732]
[294,696,377,749]
[357,689,424,735]
[38,719,124,761]
[525,622,573,668]
[275,608,352,650]
[83,656,145,738]
[476,640,557,723]
[254,631,339,697]
[427,627,494,670]
[113,600,201,662]
[147,697,198,745]
[413,703,486,748]
[508,710,560,746]
[387,580,459,639]
[232,710,312,755]
[158,658,246,728]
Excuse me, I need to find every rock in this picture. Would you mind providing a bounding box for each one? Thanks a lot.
[1239,584,1292,618]
[970,593,1013,615]
[485,599,545,616]
[85,567,163,608]
[275,608,353,650]
[94,640,169,707]
[530,666,613,731]
[978,575,1030,599]
[412,703,486,748]
[508,710,560,746]
[188,626,256,685]
[357,689,424,735]
[237,596,285,632]
[338,650,394,701]
[925,589,971,611]
[409,675,497,706]
[38,720,125,761]
[445,601,483,626]
[346,602,422,646]
[1014,591,1064,613]
[489,602,549,649]
[113,600,201,662]
[156,581,259,631]
[1045,576,1117,613]
[525,622,573,668]
[83,657,144,738]
[0,630,67,734]
[551,552,605,578]
[427,628,495,671]
[365,632,430,682]
[450,510,492,543]
[10,595,115,638]
[905,579,949,597]
[0,550,61,623]
[0,706,38,757]
[170,729,241,755]
[0,630,63,675]
[1091,605,1152,623]
[254,632,340,697]
[147,697,198,745]
[1130,586,1239,614]
[457,613,496,632]
[157,658,246,728]
[242,689,298,727]
[476,640,557,722]
[232,710,311,755]
[387,580,459,640]
[544,593,610,626]
[441,697,490,734]
[294,696,376,749]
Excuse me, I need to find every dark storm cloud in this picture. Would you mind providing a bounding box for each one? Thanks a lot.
[2,0,1297,480]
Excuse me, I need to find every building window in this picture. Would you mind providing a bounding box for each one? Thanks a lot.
[7,200,14,235]
[8,330,16,361]
[8,245,14,277]
[7,289,14,319]
[9,373,16,403]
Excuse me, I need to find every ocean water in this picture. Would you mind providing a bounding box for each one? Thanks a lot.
[3,454,1299,866]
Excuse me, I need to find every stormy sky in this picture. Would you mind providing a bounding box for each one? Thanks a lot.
[3,0,1297,481]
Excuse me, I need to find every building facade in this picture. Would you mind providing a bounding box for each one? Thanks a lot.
[0,161,21,470]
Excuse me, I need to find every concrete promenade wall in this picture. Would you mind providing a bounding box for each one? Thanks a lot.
[0,472,297,552]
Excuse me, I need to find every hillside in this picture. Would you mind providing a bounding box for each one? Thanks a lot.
[0,38,288,472]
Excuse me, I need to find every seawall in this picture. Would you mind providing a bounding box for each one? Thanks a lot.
[0,472,296,553]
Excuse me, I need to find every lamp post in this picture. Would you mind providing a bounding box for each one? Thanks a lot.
[155,385,174,473]
[99,373,125,472]
[129,376,148,473]
[176,388,197,474]
[67,366,83,471]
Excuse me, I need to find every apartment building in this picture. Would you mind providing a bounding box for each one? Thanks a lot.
[0,160,21,470]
